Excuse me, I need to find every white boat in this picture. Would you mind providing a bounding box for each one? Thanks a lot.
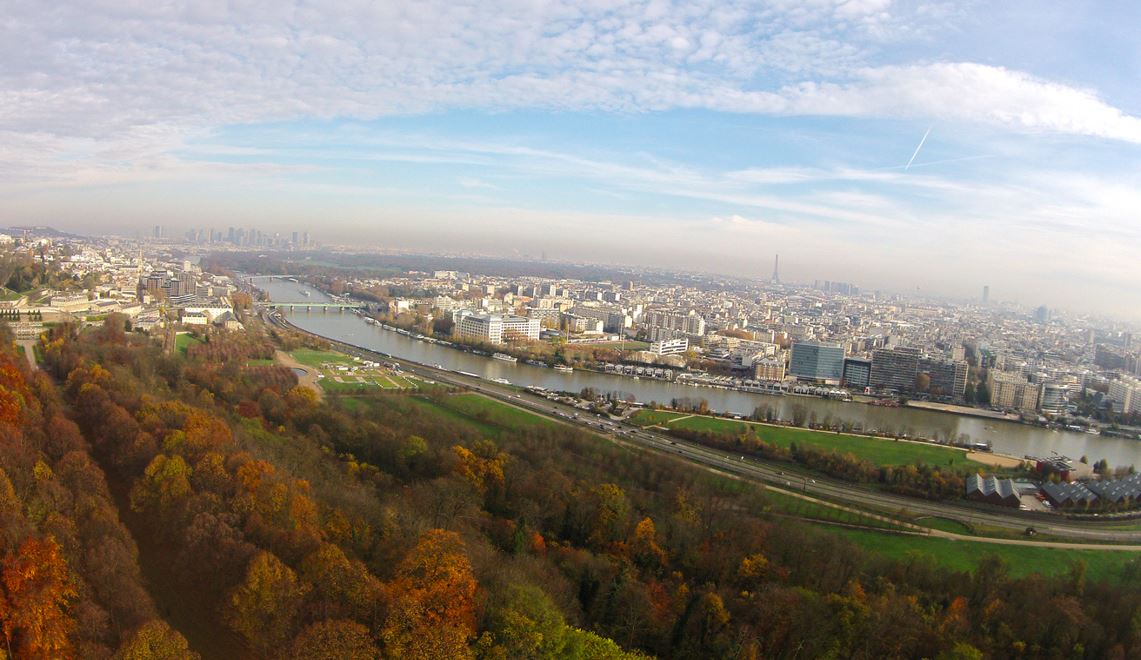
[491,377,511,385]
[492,353,518,363]
[553,364,573,373]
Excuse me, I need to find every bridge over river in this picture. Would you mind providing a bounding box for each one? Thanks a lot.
[263,302,366,312]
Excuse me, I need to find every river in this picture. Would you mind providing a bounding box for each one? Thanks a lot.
[253,276,1141,468]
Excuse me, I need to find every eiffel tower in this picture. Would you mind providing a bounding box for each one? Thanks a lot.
[770,254,780,285]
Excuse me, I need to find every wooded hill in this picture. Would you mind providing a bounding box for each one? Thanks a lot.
[0,316,1137,658]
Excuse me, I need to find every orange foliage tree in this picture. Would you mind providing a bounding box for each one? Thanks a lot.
[0,535,77,659]
[381,529,478,659]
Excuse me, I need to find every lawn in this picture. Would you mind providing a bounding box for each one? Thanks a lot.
[404,396,502,438]
[762,489,909,531]
[916,516,975,535]
[289,348,355,367]
[632,410,978,468]
[818,525,1137,581]
[629,410,687,426]
[175,333,204,355]
[442,394,556,431]
[400,393,556,440]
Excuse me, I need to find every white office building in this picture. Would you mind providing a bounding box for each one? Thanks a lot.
[454,311,541,344]
[650,337,689,356]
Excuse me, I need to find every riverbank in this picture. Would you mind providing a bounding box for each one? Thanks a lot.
[906,400,1019,421]
[249,275,1138,467]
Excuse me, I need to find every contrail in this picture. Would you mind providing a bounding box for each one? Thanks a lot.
[905,127,931,170]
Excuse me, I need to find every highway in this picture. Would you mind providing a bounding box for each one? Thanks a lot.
[265,310,1141,546]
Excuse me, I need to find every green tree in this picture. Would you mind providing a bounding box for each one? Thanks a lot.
[483,583,568,658]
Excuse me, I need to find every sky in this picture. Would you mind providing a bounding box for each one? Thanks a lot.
[2,1,1140,318]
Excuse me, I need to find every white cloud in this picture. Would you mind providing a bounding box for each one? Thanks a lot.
[2,0,1139,187]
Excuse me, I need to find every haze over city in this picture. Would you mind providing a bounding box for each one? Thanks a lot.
[3,1,1139,318]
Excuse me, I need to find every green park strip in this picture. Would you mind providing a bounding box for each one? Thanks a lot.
[629,409,687,426]
[175,333,204,354]
[762,488,909,532]
[398,393,557,440]
[631,410,979,468]
[442,393,557,431]
[817,525,1138,581]
[916,516,976,535]
[288,347,356,367]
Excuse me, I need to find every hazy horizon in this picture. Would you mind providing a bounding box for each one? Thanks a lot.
[3,1,1139,319]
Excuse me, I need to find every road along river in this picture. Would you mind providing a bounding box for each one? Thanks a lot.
[253,276,1140,469]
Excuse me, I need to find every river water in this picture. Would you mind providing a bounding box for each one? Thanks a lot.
[254,277,1141,468]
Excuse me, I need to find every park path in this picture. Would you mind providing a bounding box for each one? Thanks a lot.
[16,340,37,371]
[274,350,324,400]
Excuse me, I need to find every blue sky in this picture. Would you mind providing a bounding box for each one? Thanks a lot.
[2,1,1139,318]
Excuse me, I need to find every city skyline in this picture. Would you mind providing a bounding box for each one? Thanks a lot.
[3,1,1139,318]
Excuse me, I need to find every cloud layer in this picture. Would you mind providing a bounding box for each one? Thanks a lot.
[2,1,1139,318]
[3,0,1140,177]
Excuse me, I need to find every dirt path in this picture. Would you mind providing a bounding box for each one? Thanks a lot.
[274,350,324,400]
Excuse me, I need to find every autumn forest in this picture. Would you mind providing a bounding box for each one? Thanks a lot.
[0,316,1139,659]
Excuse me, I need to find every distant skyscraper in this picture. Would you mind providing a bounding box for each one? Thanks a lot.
[770,254,780,285]
[1033,305,1050,324]
[982,285,989,304]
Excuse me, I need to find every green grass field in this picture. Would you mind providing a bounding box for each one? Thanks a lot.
[629,410,687,426]
[400,393,556,440]
[175,333,204,354]
[762,489,908,531]
[916,516,975,535]
[818,525,1137,581]
[631,410,978,468]
[289,348,356,367]
[404,396,503,438]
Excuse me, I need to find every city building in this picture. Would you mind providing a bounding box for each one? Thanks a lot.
[841,358,871,389]
[918,356,968,398]
[1107,375,1141,415]
[1041,481,1098,509]
[788,342,844,383]
[642,309,705,337]
[753,357,786,381]
[869,347,920,392]
[454,311,541,344]
[988,371,1042,411]
[650,337,689,356]
[1039,383,1070,415]
[561,313,604,335]
[965,474,1020,507]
